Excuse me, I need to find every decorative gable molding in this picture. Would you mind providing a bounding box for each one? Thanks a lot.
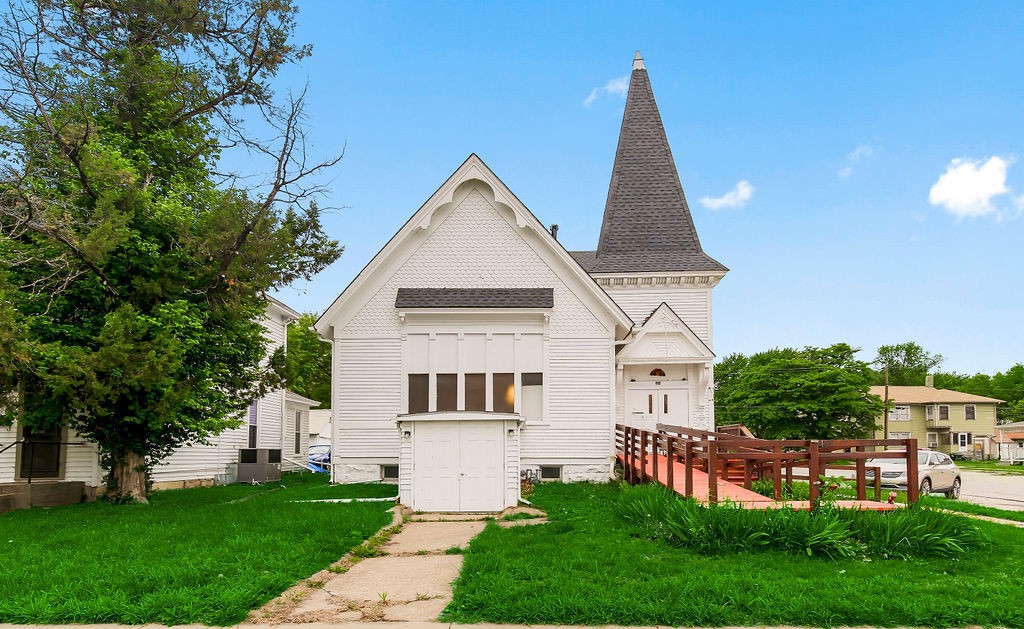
[594,273,725,288]
[617,302,714,364]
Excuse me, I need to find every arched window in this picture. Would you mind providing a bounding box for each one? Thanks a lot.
[649,368,666,377]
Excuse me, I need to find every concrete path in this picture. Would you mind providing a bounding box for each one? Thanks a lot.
[248,506,546,624]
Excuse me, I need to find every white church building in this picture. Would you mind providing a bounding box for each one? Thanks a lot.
[315,54,727,512]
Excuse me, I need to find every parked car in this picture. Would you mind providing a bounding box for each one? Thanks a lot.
[866,449,961,498]
[308,444,331,468]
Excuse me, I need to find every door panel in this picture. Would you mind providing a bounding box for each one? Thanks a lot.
[412,424,460,511]
[412,421,505,512]
[626,388,657,431]
[459,422,505,512]
[625,384,690,428]
[660,389,689,426]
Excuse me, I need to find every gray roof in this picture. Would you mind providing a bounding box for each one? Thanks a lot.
[590,57,727,274]
[568,250,597,271]
[395,288,554,309]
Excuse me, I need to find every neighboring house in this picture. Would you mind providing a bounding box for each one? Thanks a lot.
[0,297,314,510]
[870,379,1004,459]
[994,421,1024,463]
[309,409,332,446]
[315,53,727,512]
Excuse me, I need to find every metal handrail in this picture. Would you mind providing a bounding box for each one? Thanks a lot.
[0,439,85,484]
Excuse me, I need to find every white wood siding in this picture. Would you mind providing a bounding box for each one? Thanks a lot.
[0,423,101,485]
[335,338,402,458]
[602,286,711,344]
[519,337,613,461]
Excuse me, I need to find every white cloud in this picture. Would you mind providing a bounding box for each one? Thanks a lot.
[583,75,628,108]
[700,180,755,210]
[928,156,1010,218]
[837,143,878,179]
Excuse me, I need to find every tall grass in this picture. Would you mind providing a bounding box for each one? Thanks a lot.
[614,482,985,559]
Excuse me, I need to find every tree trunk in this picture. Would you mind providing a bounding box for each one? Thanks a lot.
[111,451,149,503]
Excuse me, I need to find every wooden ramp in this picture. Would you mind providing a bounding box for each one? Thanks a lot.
[619,452,900,512]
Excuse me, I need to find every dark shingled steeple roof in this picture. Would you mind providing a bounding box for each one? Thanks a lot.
[585,52,726,275]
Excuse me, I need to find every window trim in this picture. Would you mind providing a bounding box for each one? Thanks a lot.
[888,405,911,422]
[965,404,976,421]
[938,405,950,421]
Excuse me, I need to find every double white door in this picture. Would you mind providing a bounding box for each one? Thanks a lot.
[412,421,505,512]
[626,384,689,431]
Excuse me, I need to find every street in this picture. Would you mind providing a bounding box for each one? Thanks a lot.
[958,469,1024,511]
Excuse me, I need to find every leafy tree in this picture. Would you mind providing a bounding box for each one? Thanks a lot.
[0,1,341,501]
[715,344,883,440]
[872,341,944,386]
[285,313,331,407]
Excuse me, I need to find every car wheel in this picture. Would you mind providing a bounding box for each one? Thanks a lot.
[945,477,961,500]
[920,478,932,495]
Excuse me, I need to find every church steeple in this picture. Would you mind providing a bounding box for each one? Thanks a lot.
[589,52,726,274]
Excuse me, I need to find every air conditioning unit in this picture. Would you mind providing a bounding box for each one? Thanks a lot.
[236,448,282,483]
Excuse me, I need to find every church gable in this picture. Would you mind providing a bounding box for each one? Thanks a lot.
[316,155,632,339]
[617,302,713,363]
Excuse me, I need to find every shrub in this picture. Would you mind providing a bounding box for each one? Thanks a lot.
[613,483,678,538]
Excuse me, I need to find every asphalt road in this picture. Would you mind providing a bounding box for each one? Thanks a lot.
[957,469,1024,510]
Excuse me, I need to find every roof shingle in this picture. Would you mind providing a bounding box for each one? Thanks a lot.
[395,288,554,309]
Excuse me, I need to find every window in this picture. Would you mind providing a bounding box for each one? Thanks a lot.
[408,374,429,414]
[248,401,258,448]
[927,432,938,448]
[539,465,561,480]
[381,464,399,481]
[436,374,458,412]
[649,368,666,377]
[522,373,543,421]
[465,374,486,411]
[956,432,972,448]
[889,432,911,440]
[938,405,950,421]
[965,404,976,420]
[888,405,910,421]
[18,425,62,479]
[926,405,936,421]
[294,411,302,455]
[493,373,514,413]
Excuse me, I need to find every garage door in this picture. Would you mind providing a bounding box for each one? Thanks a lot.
[412,421,505,512]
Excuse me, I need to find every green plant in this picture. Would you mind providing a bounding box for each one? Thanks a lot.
[444,545,464,555]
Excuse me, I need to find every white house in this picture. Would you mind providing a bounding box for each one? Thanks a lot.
[0,297,315,507]
[315,53,727,512]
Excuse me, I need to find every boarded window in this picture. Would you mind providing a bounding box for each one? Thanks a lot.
[408,374,429,414]
[522,373,543,421]
[965,404,976,420]
[939,405,950,421]
[437,373,458,412]
[493,373,514,413]
[465,373,486,411]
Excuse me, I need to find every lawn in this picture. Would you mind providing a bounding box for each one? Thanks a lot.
[0,473,395,625]
[445,482,1024,628]
[956,459,1024,475]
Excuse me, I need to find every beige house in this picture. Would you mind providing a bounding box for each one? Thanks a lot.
[870,381,1004,459]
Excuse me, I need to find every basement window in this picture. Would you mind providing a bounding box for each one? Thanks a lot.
[539,465,562,481]
[381,465,399,482]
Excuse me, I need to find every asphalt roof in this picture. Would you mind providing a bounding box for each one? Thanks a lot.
[395,287,554,309]
[588,56,727,275]
[868,386,1005,404]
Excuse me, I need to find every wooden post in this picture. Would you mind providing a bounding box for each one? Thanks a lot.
[855,445,866,500]
[684,440,693,497]
[743,458,752,489]
[808,441,820,503]
[906,439,920,503]
[707,439,718,504]
[625,427,634,484]
[773,444,782,500]
[639,431,648,482]
[666,436,675,490]
[652,433,660,484]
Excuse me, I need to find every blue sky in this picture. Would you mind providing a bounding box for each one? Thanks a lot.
[260,1,1023,376]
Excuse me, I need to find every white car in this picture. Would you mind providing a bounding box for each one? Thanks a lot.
[866,449,961,499]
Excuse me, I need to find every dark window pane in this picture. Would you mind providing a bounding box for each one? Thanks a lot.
[493,373,514,413]
[409,374,429,414]
[19,425,61,479]
[437,373,458,412]
[522,372,543,386]
[465,373,486,411]
[248,424,258,448]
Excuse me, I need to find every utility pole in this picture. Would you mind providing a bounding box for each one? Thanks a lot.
[883,366,890,445]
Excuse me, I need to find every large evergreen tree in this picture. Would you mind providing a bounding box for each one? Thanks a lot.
[0,0,341,501]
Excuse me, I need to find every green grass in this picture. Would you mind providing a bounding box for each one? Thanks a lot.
[444,482,1024,627]
[0,473,394,625]
[920,494,1024,523]
[956,459,1024,475]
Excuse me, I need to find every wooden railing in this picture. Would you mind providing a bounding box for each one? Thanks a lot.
[615,423,919,505]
